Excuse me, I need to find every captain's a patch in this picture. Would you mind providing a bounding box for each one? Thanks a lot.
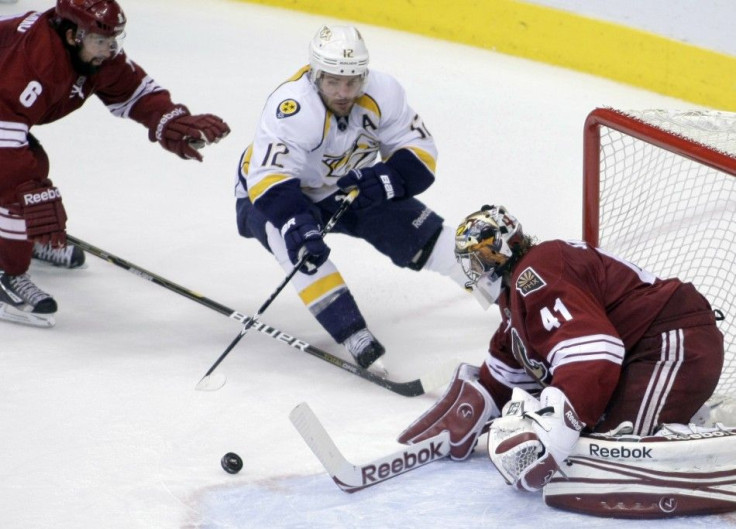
[515,266,547,297]
[276,99,300,119]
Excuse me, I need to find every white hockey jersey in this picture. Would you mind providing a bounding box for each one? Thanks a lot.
[236,66,437,206]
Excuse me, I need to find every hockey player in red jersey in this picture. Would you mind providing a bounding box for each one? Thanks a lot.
[399,205,724,495]
[0,1,230,327]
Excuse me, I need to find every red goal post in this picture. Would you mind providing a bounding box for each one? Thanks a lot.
[583,107,736,395]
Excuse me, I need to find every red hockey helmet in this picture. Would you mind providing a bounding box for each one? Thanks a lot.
[56,0,126,37]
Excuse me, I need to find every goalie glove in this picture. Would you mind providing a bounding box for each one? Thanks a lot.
[488,386,584,491]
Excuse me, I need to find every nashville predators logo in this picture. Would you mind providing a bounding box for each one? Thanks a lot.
[516,267,546,297]
[276,99,300,119]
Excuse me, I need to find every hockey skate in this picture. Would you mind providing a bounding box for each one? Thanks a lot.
[343,328,387,374]
[0,272,57,327]
[32,242,86,269]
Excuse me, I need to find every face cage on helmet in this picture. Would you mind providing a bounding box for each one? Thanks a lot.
[457,251,491,286]
[458,241,513,286]
[76,29,126,57]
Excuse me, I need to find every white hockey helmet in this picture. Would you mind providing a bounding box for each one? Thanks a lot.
[455,205,525,286]
[309,25,369,84]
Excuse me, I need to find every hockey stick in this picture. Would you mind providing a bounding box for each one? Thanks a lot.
[67,234,454,397]
[194,189,360,391]
[289,402,450,493]
[68,190,454,394]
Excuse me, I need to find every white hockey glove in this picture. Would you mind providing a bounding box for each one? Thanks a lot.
[398,363,499,460]
[488,386,584,491]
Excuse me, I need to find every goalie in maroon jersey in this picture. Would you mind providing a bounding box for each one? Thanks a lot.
[0,0,230,327]
[399,204,724,493]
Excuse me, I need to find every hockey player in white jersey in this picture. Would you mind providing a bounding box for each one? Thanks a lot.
[235,25,463,370]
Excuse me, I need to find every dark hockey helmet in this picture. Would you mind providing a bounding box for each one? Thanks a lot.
[56,0,127,38]
[454,205,524,285]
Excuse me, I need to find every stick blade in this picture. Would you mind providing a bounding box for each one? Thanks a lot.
[289,402,352,478]
[290,402,451,493]
[195,373,227,391]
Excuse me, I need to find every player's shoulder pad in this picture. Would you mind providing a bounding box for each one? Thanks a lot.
[363,69,404,96]
[360,69,407,116]
[263,70,325,147]
[11,11,58,81]
[512,241,568,296]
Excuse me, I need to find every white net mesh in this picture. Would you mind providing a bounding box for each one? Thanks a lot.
[487,417,543,483]
[590,109,736,395]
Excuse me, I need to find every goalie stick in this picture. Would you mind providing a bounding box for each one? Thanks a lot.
[289,402,450,492]
[66,234,454,397]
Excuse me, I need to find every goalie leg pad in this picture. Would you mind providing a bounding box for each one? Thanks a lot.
[398,363,499,460]
[544,423,736,518]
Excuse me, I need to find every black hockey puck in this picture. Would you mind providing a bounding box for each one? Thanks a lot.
[221,452,243,474]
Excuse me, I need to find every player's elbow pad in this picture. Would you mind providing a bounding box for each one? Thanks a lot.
[385,149,435,197]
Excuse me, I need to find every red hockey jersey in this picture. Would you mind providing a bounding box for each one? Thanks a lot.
[0,9,176,196]
[483,239,681,426]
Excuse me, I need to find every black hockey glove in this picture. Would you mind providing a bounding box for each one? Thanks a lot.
[281,213,330,274]
[337,162,405,210]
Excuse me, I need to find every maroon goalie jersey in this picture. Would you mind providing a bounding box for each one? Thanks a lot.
[482,239,682,427]
[0,9,175,196]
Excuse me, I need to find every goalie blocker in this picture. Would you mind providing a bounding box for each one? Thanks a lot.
[398,363,499,460]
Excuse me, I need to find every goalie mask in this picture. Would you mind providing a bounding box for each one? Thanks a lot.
[455,205,524,293]
[309,25,369,85]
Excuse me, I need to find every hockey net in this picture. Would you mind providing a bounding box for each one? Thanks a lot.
[583,108,736,396]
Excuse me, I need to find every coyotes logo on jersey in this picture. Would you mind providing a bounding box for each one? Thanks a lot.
[515,266,546,297]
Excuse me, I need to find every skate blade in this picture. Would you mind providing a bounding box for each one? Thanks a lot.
[0,302,55,328]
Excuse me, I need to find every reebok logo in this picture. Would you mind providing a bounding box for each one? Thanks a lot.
[659,496,678,513]
[22,188,61,206]
[457,403,474,419]
[411,207,432,228]
[564,404,584,432]
[660,429,736,441]
[361,440,444,484]
[589,443,652,459]
[155,107,188,141]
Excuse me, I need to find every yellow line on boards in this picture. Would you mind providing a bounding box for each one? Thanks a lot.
[234,0,736,110]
